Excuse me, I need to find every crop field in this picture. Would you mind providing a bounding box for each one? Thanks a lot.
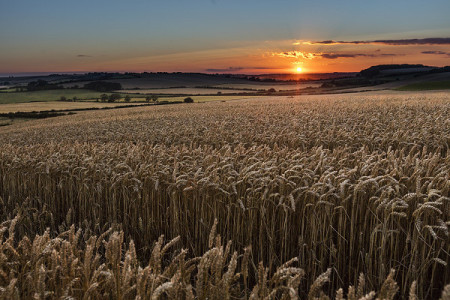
[0,95,257,114]
[158,95,258,103]
[120,87,254,95]
[211,82,323,90]
[0,92,448,299]
[87,95,258,103]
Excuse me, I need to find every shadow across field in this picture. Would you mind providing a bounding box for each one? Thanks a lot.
[0,101,185,126]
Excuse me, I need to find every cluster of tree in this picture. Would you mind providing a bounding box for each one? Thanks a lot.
[94,94,161,103]
[100,94,122,102]
[83,81,122,92]
[59,96,82,102]
[183,97,194,103]
[145,95,159,103]
[27,80,62,91]
[245,76,277,82]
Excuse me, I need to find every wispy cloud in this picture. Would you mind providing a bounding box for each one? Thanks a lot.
[272,51,316,59]
[272,51,399,60]
[77,54,92,58]
[324,53,381,59]
[205,66,278,72]
[320,53,398,59]
[307,37,450,45]
[421,50,450,57]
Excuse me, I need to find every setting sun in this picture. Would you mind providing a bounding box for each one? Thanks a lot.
[296,67,302,73]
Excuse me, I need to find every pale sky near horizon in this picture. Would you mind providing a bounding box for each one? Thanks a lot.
[1,0,450,75]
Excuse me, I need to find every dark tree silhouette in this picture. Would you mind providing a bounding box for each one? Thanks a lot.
[108,94,121,102]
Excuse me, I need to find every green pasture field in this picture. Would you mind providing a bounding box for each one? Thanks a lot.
[0,89,107,104]
[396,80,450,91]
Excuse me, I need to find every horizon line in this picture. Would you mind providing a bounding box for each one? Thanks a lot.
[0,71,361,78]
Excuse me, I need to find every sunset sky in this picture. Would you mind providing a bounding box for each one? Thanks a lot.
[1,0,450,75]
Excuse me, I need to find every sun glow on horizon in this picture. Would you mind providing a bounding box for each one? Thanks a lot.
[296,67,302,73]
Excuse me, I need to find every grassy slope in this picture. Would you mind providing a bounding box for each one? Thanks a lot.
[0,89,106,104]
[395,80,450,91]
[0,88,18,93]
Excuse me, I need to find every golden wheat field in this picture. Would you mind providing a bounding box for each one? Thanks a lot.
[0,92,448,299]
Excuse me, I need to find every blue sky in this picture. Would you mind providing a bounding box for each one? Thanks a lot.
[1,0,449,74]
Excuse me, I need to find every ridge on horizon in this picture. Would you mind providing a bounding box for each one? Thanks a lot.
[2,63,448,80]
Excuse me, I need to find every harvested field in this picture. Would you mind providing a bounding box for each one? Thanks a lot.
[0,101,145,113]
[211,82,322,90]
[120,88,254,95]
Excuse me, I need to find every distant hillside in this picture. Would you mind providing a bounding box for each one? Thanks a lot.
[360,64,435,77]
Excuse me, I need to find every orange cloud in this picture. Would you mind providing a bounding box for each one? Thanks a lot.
[272,51,316,59]
[272,51,399,60]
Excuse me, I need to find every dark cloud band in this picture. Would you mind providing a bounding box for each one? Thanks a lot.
[421,50,450,56]
[310,38,450,45]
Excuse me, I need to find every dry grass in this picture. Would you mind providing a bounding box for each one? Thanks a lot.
[160,95,258,103]
[211,82,322,90]
[0,92,448,298]
[120,88,249,95]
